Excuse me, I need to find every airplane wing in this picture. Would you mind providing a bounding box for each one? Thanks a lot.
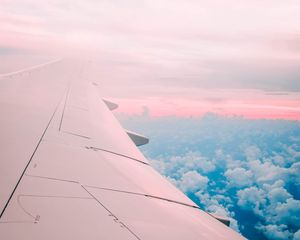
[0,60,246,239]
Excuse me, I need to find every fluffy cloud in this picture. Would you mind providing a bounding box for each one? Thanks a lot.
[256,224,293,240]
[118,113,300,239]
[267,181,292,204]
[290,162,300,186]
[2,0,300,95]
[273,198,300,227]
[244,146,261,161]
[268,186,292,205]
[177,170,209,193]
[196,191,240,232]
[149,151,215,178]
[294,230,300,240]
[237,186,266,216]
[248,160,289,183]
[224,167,253,187]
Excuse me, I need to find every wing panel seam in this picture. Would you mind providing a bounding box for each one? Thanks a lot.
[81,185,142,240]
[85,185,199,209]
[85,146,149,165]
[0,91,67,219]
[59,84,71,131]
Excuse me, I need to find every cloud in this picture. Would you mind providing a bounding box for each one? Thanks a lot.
[244,145,261,161]
[177,170,209,193]
[149,151,215,178]
[2,0,300,95]
[290,162,300,186]
[256,224,293,240]
[119,113,300,239]
[248,160,289,183]
[267,184,292,205]
[273,198,300,227]
[224,167,253,188]
[237,186,267,216]
[294,230,300,240]
[196,191,239,232]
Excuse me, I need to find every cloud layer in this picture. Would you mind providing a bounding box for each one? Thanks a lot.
[1,0,300,91]
[118,112,300,239]
[1,1,300,121]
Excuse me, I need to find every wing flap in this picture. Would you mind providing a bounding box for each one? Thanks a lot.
[0,176,138,240]
[126,130,149,146]
[87,188,244,240]
[26,135,197,207]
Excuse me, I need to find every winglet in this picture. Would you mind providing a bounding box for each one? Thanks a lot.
[209,213,230,227]
[126,130,149,146]
[103,99,118,111]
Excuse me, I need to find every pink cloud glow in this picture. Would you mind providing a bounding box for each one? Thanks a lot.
[112,89,300,120]
[115,100,300,120]
[0,0,300,120]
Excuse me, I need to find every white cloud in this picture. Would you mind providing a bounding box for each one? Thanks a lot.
[237,187,266,216]
[286,145,300,161]
[244,145,261,161]
[120,114,300,239]
[224,167,253,188]
[294,230,300,240]
[196,191,240,232]
[268,186,292,205]
[2,0,300,93]
[178,170,209,193]
[273,198,300,227]
[256,224,293,240]
[271,154,286,167]
[149,158,167,175]
[290,162,300,186]
[149,151,215,179]
[215,149,244,169]
[248,160,289,183]
[237,179,298,229]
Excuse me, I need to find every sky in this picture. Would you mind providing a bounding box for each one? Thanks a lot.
[1,1,300,239]
[1,0,300,120]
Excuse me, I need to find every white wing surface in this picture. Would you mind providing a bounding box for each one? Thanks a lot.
[0,60,246,239]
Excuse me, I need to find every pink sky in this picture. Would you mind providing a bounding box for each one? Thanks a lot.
[111,91,300,120]
[0,0,300,120]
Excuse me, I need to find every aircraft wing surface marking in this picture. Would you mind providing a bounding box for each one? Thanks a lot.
[0,60,246,240]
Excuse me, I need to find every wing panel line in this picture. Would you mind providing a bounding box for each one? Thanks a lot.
[85,146,149,165]
[58,84,71,131]
[0,90,67,219]
[84,185,199,209]
[22,174,199,210]
[0,59,61,78]
[81,185,142,240]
